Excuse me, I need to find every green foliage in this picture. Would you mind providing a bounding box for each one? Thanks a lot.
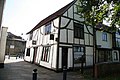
[77,0,120,32]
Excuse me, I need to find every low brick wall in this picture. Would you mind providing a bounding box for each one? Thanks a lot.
[95,62,120,78]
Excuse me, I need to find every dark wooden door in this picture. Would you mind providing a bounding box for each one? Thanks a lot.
[62,47,68,69]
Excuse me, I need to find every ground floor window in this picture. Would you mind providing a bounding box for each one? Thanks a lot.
[112,50,119,62]
[26,48,30,56]
[74,46,85,66]
[96,49,119,63]
[41,46,51,62]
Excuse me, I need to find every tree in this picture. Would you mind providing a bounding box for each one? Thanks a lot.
[77,0,120,31]
[77,0,120,77]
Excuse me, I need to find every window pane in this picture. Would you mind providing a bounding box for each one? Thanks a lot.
[74,23,84,39]
[41,46,51,62]
[102,32,107,41]
[45,23,51,35]
[26,48,30,56]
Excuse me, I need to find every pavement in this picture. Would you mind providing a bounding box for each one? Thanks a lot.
[0,56,85,80]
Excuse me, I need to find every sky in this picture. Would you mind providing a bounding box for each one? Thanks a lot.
[2,0,73,39]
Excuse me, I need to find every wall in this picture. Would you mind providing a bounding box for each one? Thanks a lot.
[96,31,112,48]
[0,27,7,68]
[24,18,59,69]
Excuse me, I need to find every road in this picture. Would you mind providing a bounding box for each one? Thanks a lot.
[0,56,85,80]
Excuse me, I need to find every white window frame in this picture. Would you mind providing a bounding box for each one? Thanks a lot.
[112,50,119,62]
[102,32,107,41]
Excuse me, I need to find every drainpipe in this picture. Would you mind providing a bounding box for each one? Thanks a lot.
[0,27,8,68]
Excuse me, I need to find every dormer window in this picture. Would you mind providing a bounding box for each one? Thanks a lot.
[45,22,51,35]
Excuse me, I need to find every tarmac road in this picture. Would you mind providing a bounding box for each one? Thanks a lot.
[0,56,85,80]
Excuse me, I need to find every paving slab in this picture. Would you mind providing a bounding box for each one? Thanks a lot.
[0,56,85,80]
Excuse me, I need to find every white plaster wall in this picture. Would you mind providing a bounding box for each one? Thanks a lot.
[68,30,73,43]
[32,29,38,41]
[86,47,93,66]
[51,44,57,68]
[24,48,30,62]
[60,29,67,42]
[80,39,84,44]
[59,48,62,68]
[0,27,7,63]
[90,35,93,46]
[68,48,73,68]
[63,11,68,16]
[52,18,59,28]
[68,6,73,18]
[30,48,34,62]
[96,31,112,48]
[84,26,93,34]
[67,20,73,29]
[40,61,51,69]
[74,38,79,44]
[35,47,40,63]
[85,34,89,45]
[37,47,43,64]
[74,14,84,22]
[61,17,70,28]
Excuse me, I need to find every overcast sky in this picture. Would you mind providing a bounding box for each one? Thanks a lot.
[2,0,73,39]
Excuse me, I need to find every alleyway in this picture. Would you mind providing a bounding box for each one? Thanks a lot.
[0,56,85,80]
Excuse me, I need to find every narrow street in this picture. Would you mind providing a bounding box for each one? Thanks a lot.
[0,56,85,80]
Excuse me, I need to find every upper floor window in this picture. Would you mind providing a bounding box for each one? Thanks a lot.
[74,23,84,39]
[116,38,120,47]
[45,23,51,35]
[29,32,33,40]
[102,32,107,41]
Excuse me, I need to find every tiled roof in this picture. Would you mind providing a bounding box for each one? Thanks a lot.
[27,0,76,34]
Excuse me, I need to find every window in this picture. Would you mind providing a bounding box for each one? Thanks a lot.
[29,32,33,40]
[74,23,84,39]
[97,50,112,63]
[74,46,85,64]
[102,32,107,41]
[116,38,120,47]
[97,50,119,63]
[74,46,84,52]
[26,48,30,56]
[45,23,51,35]
[112,50,119,62]
[41,46,51,62]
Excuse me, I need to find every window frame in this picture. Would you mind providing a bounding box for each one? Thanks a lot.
[41,46,51,62]
[74,46,85,64]
[29,32,33,40]
[45,22,51,35]
[102,32,107,41]
[74,22,84,39]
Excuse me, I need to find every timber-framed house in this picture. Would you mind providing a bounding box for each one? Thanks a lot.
[24,0,120,71]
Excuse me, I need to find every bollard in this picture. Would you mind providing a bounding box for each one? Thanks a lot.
[63,66,67,80]
[33,69,37,80]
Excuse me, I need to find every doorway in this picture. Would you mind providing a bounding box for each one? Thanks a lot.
[32,47,38,63]
[62,47,68,69]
